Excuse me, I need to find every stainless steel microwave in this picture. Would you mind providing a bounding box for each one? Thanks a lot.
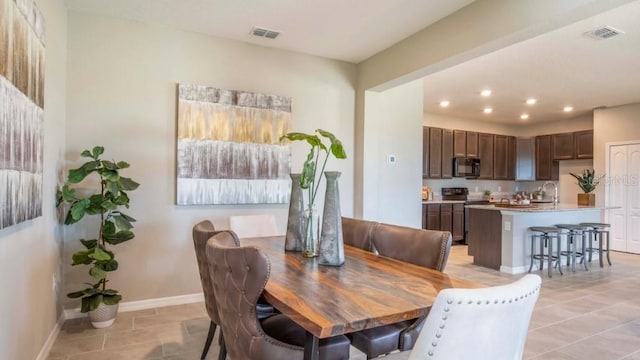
[453,157,480,178]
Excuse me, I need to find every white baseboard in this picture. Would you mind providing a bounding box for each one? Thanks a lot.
[63,292,204,320]
[499,265,529,274]
[36,314,64,360]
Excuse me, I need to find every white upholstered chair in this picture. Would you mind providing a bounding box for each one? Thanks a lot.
[382,274,541,360]
[228,214,280,238]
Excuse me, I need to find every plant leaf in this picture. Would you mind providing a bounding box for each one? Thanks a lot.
[67,290,89,298]
[118,212,136,222]
[102,294,122,305]
[91,247,112,261]
[81,294,103,313]
[80,239,98,249]
[102,260,119,272]
[90,266,107,281]
[119,177,139,191]
[104,230,135,245]
[61,184,76,202]
[71,250,93,265]
[100,169,119,182]
[68,199,91,222]
[92,146,105,159]
[116,161,130,169]
[113,214,133,231]
[80,150,92,158]
[102,160,117,170]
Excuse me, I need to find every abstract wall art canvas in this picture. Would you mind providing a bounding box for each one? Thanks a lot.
[176,84,292,205]
[0,0,45,229]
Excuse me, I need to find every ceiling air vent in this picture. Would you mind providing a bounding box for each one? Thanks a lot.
[251,26,280,40]
[585,26,624,40]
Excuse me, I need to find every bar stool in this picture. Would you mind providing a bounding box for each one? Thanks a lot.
[580,222,612,267]
[528,226,564,277]
[555,224,589,272]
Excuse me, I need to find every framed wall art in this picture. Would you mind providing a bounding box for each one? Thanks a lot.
[176,84,292,205]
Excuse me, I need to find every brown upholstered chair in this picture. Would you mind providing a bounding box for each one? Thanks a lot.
[341,217,377,252]
[206,233,351,360]
[348,223,452,359]
[192,221,239,360]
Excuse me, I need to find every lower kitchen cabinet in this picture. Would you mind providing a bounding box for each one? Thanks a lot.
[423,203,464,241]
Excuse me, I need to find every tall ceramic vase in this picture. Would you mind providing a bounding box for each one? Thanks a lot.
[319,171,344,266]
[285,173,303,251]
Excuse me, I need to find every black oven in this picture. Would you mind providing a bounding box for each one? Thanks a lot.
[453,157,480,178]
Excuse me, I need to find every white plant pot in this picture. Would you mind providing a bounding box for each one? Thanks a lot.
[88,303,119,329]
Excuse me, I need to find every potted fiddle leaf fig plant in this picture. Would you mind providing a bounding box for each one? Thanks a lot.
[280,129,346,257]
[57,146,139,328]
[570,169,603,206]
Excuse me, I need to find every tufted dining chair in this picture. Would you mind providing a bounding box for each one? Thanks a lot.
[341,217,377,252]
[192,221,240,360]
[380,274,542,360]
[348,223,452,359]
[206,233,351,360]
[229,214,280,238]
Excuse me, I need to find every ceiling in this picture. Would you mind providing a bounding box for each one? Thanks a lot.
[64,0,474,63]
[423,0,640,124]
[64,0,640,125]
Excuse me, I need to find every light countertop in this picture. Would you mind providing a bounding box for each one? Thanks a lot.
[422,200,466,204]
[465,203,617,213]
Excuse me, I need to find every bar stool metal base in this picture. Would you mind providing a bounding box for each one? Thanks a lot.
[528,226,563,278]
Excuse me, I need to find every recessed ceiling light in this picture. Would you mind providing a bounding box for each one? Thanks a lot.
[520,114,529,120]
[483,107,493,114]
[563,106,574,112]
[439,100,450,107]
[481,89,492,97]
[526,98,537,105]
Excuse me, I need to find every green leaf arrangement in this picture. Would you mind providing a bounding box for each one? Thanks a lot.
[280,129,347,206]
[57,146,140,312]
[569,169,603,194]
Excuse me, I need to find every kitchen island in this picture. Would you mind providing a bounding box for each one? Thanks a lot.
[465,204,607,274]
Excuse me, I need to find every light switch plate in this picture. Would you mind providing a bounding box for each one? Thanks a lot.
[387,155,396,164]
[504,221,511,231]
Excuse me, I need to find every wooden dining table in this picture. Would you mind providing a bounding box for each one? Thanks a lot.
[242,236,481,360]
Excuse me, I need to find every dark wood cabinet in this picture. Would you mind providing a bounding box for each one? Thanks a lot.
[424,204,441,230]
[516,137,536,181]
[507,136,516,180]
[442,129,453,178]
[552,132,575,160]
[452,203,464,241]
[453,130,466,157]
[422,127,429,178]
[575,130,593,159]
[466,131,478,158]
[440,204,452,233]
[478,133,494,179]
[428,127,443,178]
[422,203,464,242]
[535,135,559,180]
[493,135,508,180]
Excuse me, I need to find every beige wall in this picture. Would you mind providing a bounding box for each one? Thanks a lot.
[0,0,67,358]
[362,80,424,227]
[594,102,640,205]
[64,12,357,306]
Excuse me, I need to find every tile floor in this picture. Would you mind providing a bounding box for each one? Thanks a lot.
[49,245,640,360]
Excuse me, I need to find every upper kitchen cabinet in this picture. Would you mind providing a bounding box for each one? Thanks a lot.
[422,127,430,178]
[453,130,466,157]
[574,130,594,159]
[535,135,559,180]
[428,127,443,178]
[442,129,453,178]
[516,137,536,181]
[493,135,509,180]
[552,132,575,160]
[466,131,479,158]
[507,136,516,180]
[478,133,494,179]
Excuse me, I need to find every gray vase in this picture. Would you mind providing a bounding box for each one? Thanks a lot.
[285,173,303,251]
[319,171,344,266]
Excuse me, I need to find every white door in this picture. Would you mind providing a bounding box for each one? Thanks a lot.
[628,144,640,253]
[608,143,640,254]
[609,145,627,251]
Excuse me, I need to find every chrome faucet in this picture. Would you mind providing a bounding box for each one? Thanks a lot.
[543,181,559,205]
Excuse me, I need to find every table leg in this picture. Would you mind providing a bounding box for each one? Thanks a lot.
[304,331,319,360]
